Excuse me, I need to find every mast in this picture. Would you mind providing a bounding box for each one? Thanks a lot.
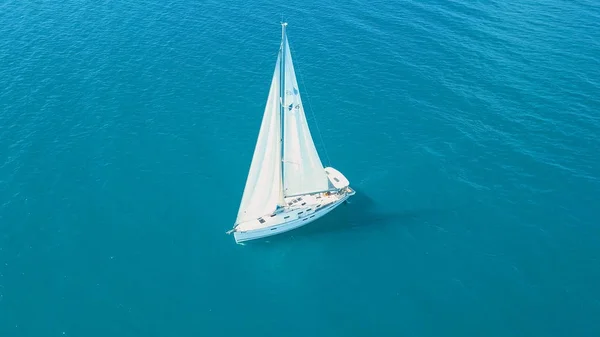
[279,22,287,199]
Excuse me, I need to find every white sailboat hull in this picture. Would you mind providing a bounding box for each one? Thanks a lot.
[233,189,353,244]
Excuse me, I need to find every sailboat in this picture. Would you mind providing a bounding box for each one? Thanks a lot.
[228,22,355,244]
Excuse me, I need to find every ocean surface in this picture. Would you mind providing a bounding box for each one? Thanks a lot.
[1,0,599,336]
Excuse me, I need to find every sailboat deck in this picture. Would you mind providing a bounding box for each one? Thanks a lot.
[235,190,349,232]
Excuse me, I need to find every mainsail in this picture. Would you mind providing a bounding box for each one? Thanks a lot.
[281,34,330,197]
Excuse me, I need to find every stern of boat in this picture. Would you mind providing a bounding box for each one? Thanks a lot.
[345,186,356,196]
[324,166,355,197]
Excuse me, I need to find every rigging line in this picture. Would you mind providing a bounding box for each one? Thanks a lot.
[289,41,333,168]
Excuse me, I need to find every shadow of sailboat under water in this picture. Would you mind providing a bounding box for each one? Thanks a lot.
[249,188,448,243]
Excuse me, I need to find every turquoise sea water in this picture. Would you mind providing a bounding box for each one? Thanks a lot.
[1,0,599,336]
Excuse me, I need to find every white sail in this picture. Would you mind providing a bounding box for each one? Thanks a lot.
[235,55,285,225]
[281,35,330,196]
